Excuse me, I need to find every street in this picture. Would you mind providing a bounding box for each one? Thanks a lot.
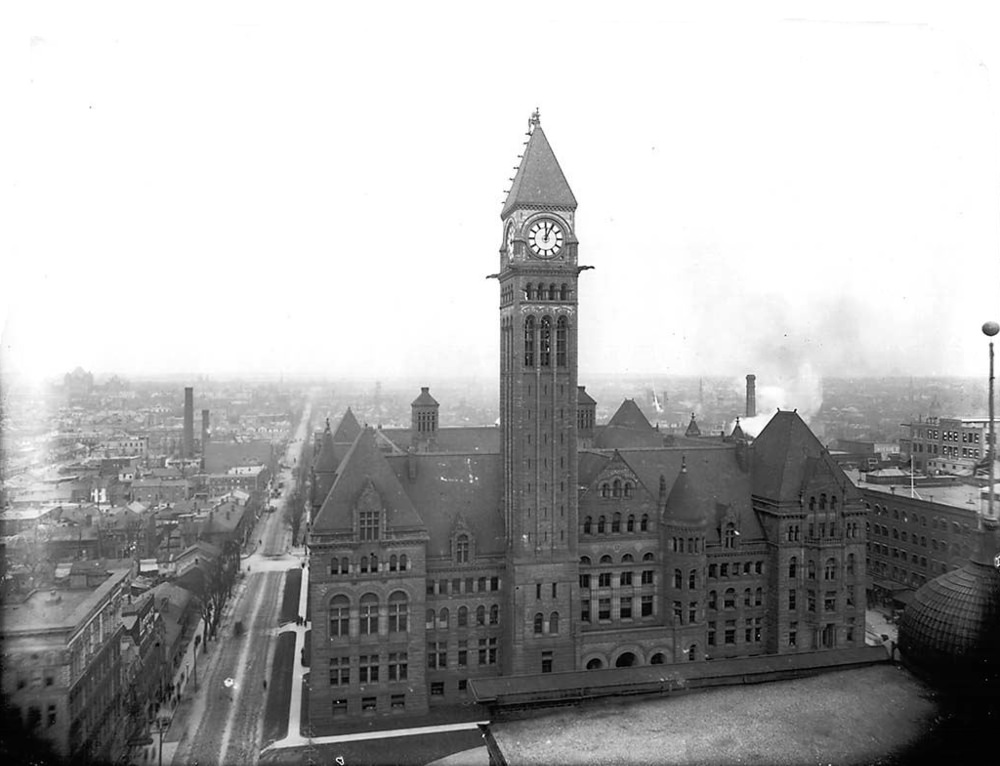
[164,401,312,766]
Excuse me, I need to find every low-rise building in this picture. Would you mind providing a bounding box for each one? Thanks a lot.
[901,416,991,474]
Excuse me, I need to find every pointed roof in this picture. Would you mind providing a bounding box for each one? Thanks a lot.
[607,399,654,431]
[664,456,705,524]
[411,387,439,407]
[502,117,577,218]
[730,418,745,441]
[577,386,597,406]
[313,428,425,534]
[751,410,856,502]
[332,407,362,444]
[685,413,701,437]
[313,419,338,475]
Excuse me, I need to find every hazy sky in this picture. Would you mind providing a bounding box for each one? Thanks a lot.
[3,1,999,385]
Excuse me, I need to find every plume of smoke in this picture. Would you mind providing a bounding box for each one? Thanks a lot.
[731,362,823,438]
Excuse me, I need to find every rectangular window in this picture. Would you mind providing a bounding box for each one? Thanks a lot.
[789,622,798,647]
[598,572,612,588]
[824,592,837,612]
[362,696,377,712]
[332,698,348,716]
[465,577,474,593]
[391,694,405,710]
[580,573,591,588]
[709,563,717,578]
[360,511,379,541]
[478,576,487,592]
[388,652,408,681]
[788,589,796,610]
[427,581,435,596]
[598,598,611,620]
[581,599,591,622]
[620,596,633,620]
[478,637,498,665]
[808,590,816,613]
[641,570,654,585]
[453,578,462,594]
[458,679,468,692]
[430,682,444,696]
[552,583,557,598]
[438,579,448,595]
[689,602,697,623]
[620,571,633,586]
[724,620,736,645]
[458,640,468,667]
[491,576,500,591]
[329,656,350,686]
[536,582,542,599]
[720,563,729,577]
[755,561,763,575]
[708,621,717,646]
[47,705,56,728]
[359,654,379,683]
[673,601,683,623]
[641,595,653,617]
[541,651,553,674]
[427,642,447,669]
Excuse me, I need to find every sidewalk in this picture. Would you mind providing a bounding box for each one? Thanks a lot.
[866,607,898,645]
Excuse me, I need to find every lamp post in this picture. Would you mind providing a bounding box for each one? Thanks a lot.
[152,714,171,766]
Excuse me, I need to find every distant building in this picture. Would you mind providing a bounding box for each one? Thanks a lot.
[901,416,990,474]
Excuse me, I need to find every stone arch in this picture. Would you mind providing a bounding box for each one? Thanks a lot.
[584,654,607,670]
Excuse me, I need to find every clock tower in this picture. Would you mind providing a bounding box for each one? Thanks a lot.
[499,111,583,674]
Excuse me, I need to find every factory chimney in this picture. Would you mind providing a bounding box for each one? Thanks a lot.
[201,409,210,450]
[183,387,194,459]
[746,374,757,419]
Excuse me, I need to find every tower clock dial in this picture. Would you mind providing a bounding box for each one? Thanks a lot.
[528,219,564,258]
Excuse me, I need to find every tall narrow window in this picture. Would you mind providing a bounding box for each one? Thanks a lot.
[533,613,544,634]
[549,611,559,634]
[360,594,379,635]
[524,316,535,367]
[556,316,567,367]
[539,316,552,367]
[388,591,408,633]
[456,534,469,563]
[360,511,379,541]
[724,523,736,549]
[329,595,350,638]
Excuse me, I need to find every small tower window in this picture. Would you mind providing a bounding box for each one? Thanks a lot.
[598,515,606,533]
[556,316,567,367]
[524,316,535,367]
[640,514,649,532]
[539,316,552,367]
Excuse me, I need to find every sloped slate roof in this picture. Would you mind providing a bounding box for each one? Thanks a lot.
[314,420,338,475]
[332,407,362,445]
[751,410,855,502]
[577,386,597,406]
[502,124,577,218]
[411,387,439,407]
[379,427,501,455]
[664,459,705,524]
[594,425,665,450]
[312,428,425,535]
[607,399,654,431]
[388,452,505,557]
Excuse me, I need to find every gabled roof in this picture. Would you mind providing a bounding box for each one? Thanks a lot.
[502,122,577,218]
[332,408,362,445]
[607,399,654,431]
[685,414,702,437]
[387,452,505,557]
[378,426,501,455]
[577,386,597,406]
[313,428,425,535]
[751,410,856,502]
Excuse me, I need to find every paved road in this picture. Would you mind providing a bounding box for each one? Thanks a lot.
[168,401,312,766]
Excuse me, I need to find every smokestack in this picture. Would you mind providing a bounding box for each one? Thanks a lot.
[746,374,757,418]
[183,387,194,459]
[201,409,210,450]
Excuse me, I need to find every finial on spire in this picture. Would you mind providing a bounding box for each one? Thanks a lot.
[529,108,541,131]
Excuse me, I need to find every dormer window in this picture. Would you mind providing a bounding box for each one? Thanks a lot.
[455,534,470,564]
[724,522,737,549]
[360,510,379,541]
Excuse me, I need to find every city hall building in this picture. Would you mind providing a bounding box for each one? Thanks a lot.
[306,115,867,727]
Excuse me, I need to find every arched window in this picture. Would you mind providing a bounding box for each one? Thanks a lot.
[624,482,633,498]
[549,612,560,634]
[526,283,534,300]
[490,604,499,625]
[329,595,349,637]
[724,589,736,609]
[533,613,544,634]
[622,553,634,563]
[586,658,603,670]
[643,552,655,562]
[819,493,827,510]
[688,569,697,589]
[744,588,752,607]
[438,608,449,629]
[456,534,470,563]
[388,591,408,633]
[539,316,552,367]
[341,557,350,574]
[724,523,737,549]
[612,513,621,533]
[370,553,378,572]
[640,514,649,532]
[426,609,435,629]
[360,556,369,574]
[389,554,398,572]
[598,516,606,533]
[650,652,665,665]
[601,484,610,498]
[788,556,798,579]
[673,569,683,589]
[548,283,557,301]
[824,558,836,581]
[580,555,592,566]
[556,316,567,367]
[524,316,535,367]
[458,606,468,627]
[399,554,408,571]
[627,515,635,532]
[583,516,592,534]
[600,554,613,564]
[359,594,379,635]
[476,605,486,626]
[613,479,622,498]
[755,587,762,606]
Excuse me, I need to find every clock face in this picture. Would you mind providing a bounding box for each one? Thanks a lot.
[528,219,564,258]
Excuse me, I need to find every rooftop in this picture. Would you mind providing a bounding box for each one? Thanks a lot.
[1,567,130,635]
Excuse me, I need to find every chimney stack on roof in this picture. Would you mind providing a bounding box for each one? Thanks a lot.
[183,387,194,459]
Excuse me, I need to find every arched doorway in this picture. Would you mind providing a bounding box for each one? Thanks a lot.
[586,658,603,670]
[615,652,637,668]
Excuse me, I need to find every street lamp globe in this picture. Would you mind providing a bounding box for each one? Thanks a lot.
[984,320,1000,337]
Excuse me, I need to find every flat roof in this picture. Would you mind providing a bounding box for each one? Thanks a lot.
[485,665,936,766]
[1,568,130,635]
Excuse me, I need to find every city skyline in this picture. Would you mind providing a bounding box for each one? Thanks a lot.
[4,2,1000,385]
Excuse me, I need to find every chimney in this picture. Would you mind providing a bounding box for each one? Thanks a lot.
[183,387,194,459]
[201,409,210,450]
[745,374,757,418]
